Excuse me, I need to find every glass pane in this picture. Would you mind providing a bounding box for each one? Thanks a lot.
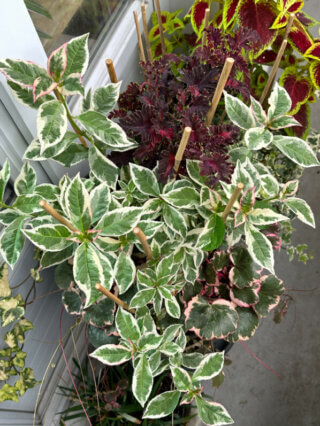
[26,0,132,55]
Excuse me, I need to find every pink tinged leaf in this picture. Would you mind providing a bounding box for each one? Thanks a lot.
[238,0,277,56]
[229,282,260,308]
[240,186,256,212]
[304,43,320,61]
[288,20,313,54]
[47,42,68,80]
[32,77,58,103]
[234,209,246,228]
[184,296,199,323]
[280,67,312,114]
[286,103,310,139]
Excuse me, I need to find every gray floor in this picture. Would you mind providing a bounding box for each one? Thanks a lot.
[202,2,320,423]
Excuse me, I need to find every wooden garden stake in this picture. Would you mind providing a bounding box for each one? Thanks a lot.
[155,0,166,55]
[105,59,118,83]
[259,39,288,104]
[39,200,78,233]
[133,10,146,63]
[284,13,295,40]
[95,284,135,314]
[202,8,210,46]
[222,183,244,222]
[205,57,235,126]
[173,127,192,173]
[133,227,153,260]
[141,3,153,61]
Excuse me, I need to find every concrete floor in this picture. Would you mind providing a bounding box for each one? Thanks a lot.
[200,1,320,423]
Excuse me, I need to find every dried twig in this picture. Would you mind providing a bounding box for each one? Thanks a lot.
[133,227,153,260]
[173,127,192,173]
[39,200,78,233]
[141,3,153,61]
[155,0,166,55]
[259,39,288,104]
[205,57,235,126]
[105,59,118,83]
[202,8,210,46]
[222,183,244,222]
[133,10,146,62]
[95,283,135,314]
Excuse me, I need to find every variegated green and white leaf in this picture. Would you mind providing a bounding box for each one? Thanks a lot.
[138,333,162,351]
[196,396,234,426]
[14,162,36,196]
[250,96,267,126]
[171,366,192,391]
[130,163,160,197]
[245,223,274,273]
[77,111,136,151]
[61,73,84,96]
[248,208,288,226]
[133,353,153,407]
[273,135,319,168]
[162,187,200,209]
[224,91,255,130]
[23,224,73,252]
[90,344,131,365]
[64,34,89,77]
[93,82,121,114]
[0,217,25,269]
[116,308,140,342]
[254,275,284,317]
[47,42,67,80]
[267,83,291,121]
[244,127,273,150]
[143,391,181,419]
[13,194,43,214]
[88,146,118,189]
[65,174,91,231]
[284,197,315,228]
[193,352,224,382]
[0,59,47,86]
[89,182,111,223]
[97,207,143,236]
[186,160,208,187]
[260,174,279,196]
[7,80,54,109]
[37,100,67,153]
[0,160,10,202]
[52,143,88,167]
[114,251,136,294]
[164,296,181,319]
[130,288,156,308]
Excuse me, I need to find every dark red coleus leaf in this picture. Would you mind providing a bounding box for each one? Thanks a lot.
[304,43,320,61]
[288,19,313,54]
[191,0,210,35]
[310,61,320,90]
[223,0,242,29]
[286,103,310,139]
[280,66,312,113]
[287,1,304,13]
[255,50,278,64]
[296,11,319,28]
[238,0,277,56]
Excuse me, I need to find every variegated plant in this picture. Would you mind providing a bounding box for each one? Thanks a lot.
[0,33,319,424]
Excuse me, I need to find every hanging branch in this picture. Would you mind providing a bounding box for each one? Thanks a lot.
[133,10,146,63]
[95,284,135,314]
[173,127,192,173]
[259,39,288,104]
[222,183,244,222]
[155,0,166,55]
[105,59,118,83]
[39,200,78,233]
[141,3,153,62]
[205,57,235,126]
[133,227,153,260]
[202,8,210,46]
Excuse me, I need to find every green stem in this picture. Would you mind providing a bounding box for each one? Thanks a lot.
[54,89,89,148]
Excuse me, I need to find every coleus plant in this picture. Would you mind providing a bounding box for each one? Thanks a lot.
[0,33,319,424]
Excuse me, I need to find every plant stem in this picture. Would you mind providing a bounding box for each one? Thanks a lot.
[95,283,135,314]
[53,89,89,148]
[39,200,78,233]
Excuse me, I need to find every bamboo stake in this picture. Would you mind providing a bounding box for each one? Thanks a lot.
[222,183,244,222]
[259,39,288,104]
[133,227,153,260]
[141,3,153,61]
[133,11,146,62]
[202,8,210,46]
[95,284,135,314]
[39,200,78,233]
[284,13,295,40]
[155,0,166,55]
[173,127,192,173]
[105,59,118,83]
[205,57,235,126]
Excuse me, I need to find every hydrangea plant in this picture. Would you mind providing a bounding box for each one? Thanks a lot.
[0,31,319,424]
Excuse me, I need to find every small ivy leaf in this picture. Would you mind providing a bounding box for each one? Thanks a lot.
[254,275,284,317]
[143,390,181,419]
[230,282,260,308]
[226,307,259,343]
[65,174,92,231]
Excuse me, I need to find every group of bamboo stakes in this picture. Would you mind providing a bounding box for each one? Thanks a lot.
[39,6,295,313]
